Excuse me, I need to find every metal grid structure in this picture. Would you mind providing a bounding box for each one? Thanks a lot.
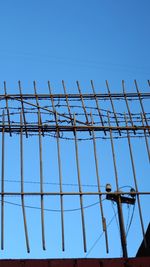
[0,80,149,257]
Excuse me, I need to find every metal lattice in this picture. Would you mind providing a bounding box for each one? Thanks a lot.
[0,80,149,256]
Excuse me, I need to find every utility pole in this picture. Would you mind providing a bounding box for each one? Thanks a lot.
[106,185,136,258]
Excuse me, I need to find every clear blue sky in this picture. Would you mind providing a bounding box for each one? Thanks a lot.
[0,0,150,86]
[0,0,149,260]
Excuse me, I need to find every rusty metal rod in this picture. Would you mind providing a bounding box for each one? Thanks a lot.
[18,81,28,138]
[90,112,109,253]
[56,112,65,251]
[141,113,150,162]
[47,86,65,250]
[3,82,12,137]
[76,81,90,126]
[74,114,87,252]
[48,82,65,250]
[38,110,46,250]
[47,81,57,122]
[107,111,128,258]
[107,112,119,190]
[1,111,5,250]
[34,81,44,137]
[0,125,149,133]
[0,191,149,196]
[20,112,30,252]
[106,81,121,136]
[124,113,147,248]
[0,92,149,99]
[62,80,74,129]
[76,81,91,136]
[91,80,106,135]
[122,80,136,135]
[134,80,150,135]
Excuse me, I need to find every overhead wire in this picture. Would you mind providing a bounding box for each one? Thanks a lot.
[1,178,106,188]
[125,204,131,236]
[126,204,136,237]
[85,212,117,257]
[111,201,120,232]
[0,198,106,213]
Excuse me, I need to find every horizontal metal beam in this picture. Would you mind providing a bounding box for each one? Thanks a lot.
[0,125,149,133]
[0,191,150,196]
[0,92,150,100]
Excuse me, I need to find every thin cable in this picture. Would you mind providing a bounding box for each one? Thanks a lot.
[126,203,136,237]
[0,198,106,213]
[111,201,120,232]
[125,205,131,235]
[1,178,106,188]
[85,212,117,257]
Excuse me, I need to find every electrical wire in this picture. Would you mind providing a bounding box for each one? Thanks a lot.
[126,203,136,237]
[85,212,117,257]
[0,198,106,213]
[111,201,120,232]
[125,204,131,235]
[1,178,106,188]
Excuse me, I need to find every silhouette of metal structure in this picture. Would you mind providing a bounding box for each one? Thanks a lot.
[0,80,149,256]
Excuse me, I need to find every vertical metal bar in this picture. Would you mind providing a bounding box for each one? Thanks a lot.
[73,114,87,252]
[56,112,65,251]
[122,80,136,135]
[124,114,147,248]
[3,81,12,137]
[91,80,106,135]
[148,80,150,87]
[107,112,128,258]
[20,112,30,253]
[62,80,74,127]
[107,112,119,190]
[76,81,90,126]
[106,80,121,136]
[1,111,5,250]
[48,82,65,251]
[34,81,44,137]
[141,113,150,162]
[134,80,150,135]
[18,81,28,138]
[48,81,57,121]
[90,112,109,253]
[38,110,46,250]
